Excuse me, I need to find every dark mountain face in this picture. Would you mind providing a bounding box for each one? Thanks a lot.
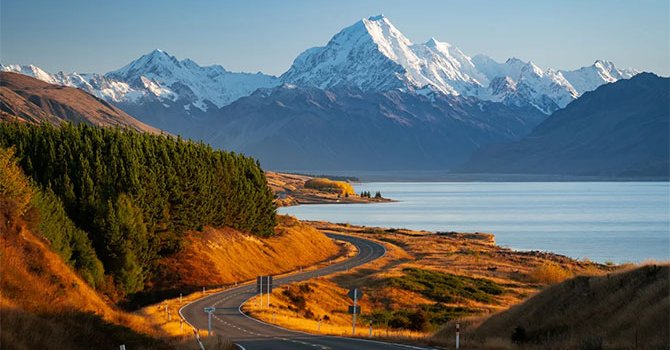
[187,86,545,171]
[459,73,670,179]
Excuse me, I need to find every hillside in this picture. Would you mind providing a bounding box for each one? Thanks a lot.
[0,147,177,349]
[0,72,160,132]
[155,216,341,290]
[459,73,670,179]
[467,264,669,349]
[243,221,612,340]
[0,122,277,299]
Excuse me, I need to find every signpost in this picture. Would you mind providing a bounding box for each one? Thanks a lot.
[347,288,363,335]
[204,307,216,336]
[256,275,273,308]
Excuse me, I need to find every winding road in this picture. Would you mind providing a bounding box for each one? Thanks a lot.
[180,233,433,350]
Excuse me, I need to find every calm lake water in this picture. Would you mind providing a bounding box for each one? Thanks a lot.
[279,182,670,263]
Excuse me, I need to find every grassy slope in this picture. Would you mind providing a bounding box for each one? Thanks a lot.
[465,264,669,349]
[156,215,340,289]
[0,208,175,350]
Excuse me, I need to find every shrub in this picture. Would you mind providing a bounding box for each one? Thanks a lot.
[304,178,354,195]
[530,262,572,284]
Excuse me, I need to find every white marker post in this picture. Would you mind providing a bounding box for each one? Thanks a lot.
[266,275,272,308]
[259,276,263,307]
[353,290,357,336]
[456,323,460,349]
[119,345,126,350]
[179,293,182,303]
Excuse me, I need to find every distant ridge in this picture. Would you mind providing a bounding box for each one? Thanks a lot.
[458,73,669,179]
[0,72,160,133]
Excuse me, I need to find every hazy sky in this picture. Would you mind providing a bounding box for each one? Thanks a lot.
[1,0,668,76]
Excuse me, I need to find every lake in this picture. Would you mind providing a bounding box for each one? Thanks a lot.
[279,182,670,263]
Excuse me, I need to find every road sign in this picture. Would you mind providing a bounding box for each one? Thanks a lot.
[257,275,273,293]
[204,307,215,313]
[348,288,363,300]
[348,305,361,314]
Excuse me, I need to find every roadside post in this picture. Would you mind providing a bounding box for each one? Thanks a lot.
[347,287,363,336]
[456,323,460,349]
[179,293,182,303]
[257,276,263,307]
[204,307,216,336]
[119,345,126,350]
[369,320,373,337]
[266,275,273,307]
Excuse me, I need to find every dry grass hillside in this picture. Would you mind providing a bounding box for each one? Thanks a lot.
[244,221,614,345]
[0,201,183,349]
[153,215,342,291]
[0,72,160,133]
[463,264,669,349]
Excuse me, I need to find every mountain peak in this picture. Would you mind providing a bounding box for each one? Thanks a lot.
[367,14,386,21]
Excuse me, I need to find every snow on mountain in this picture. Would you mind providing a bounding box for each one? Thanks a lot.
[282,15,639,114]
[281,15,486,95]
[1,64,58,84]
[105,49,280,111]
[559,60,639,95]
[2,50,280,112]
[2,16,641,116]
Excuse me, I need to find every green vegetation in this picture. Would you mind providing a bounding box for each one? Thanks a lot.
[0,122,276,297]
[1,147,104,288]
[368,303,477,332]
[389,268,504,304]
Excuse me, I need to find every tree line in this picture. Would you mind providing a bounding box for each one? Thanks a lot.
[0,122,276,297]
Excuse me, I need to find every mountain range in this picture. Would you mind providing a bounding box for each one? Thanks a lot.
[458,73,669,179]
[0,72,158,133]
[2,15,658,175]
[2,15,637,117]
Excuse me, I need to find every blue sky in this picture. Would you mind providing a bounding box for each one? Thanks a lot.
[1,0,668,76]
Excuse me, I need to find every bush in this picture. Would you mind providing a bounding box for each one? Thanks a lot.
[530,262,572,284]
[305,178,354,195]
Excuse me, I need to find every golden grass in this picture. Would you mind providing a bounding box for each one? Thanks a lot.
[157,215,342,289]
[244,279,426,339]
[462,264,669,349]
[237,221,621,347]
[0,208,217,349]
[139,215,350,338]
[529,261,573,284]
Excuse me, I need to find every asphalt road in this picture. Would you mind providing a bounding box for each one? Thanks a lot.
[180,233,434,350]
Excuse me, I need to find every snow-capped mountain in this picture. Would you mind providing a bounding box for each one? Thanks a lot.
[281,15,638,114]
[280,15,486,96]
[559,60,638,95]
[105,49,280,111]
[2,15,639,116]
[1,50,280,113]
